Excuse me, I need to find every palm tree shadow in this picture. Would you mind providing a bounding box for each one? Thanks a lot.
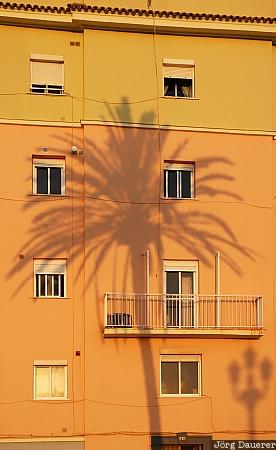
[7,97,257,435]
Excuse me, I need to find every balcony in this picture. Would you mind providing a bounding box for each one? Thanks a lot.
[104,293,264,338]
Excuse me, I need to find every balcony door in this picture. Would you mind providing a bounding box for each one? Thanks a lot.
[164,261,198,328]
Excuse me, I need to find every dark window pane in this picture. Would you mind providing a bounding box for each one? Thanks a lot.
[40,275,45,297]
[48,85,63,95]
[181,362,198,394]
[164,78,176,97]
[161,362,179,394]
[53,275,59,296]
[163,170,167,197]
[37,167,48,194]
[50,168,61,195]
[166,272,179,294]
[181,171,191,198]
[167,171,177,197]
[31,84,46,94]
[60,275,64,297]
[36,274,39,297]
[177,79,193,98]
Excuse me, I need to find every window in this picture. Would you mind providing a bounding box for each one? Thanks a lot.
[30,54,64,94]
[34,259,66,298]
[163,59,195,98]
[160,355,201,396]
[164,260,198,327]
[33,157,65,195]
[34,361,67,400]
[164,162,194,199]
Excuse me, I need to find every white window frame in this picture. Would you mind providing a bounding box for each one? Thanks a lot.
[164,162,195,199]
[33,360,68,400]
[163,260,198,295]
[163,58,195,98]
[160,354,201,397]
[30,54,64,95]
[32,158,65,195]
[34,259,67,298]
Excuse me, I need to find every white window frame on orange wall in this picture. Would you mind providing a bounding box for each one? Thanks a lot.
[33,360,68,400]
[160,354,202,397]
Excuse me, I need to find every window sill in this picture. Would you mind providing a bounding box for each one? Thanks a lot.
[161,196,198,201]
[162,96,199,100]
[28,194,69,198]
[32,297,70,300]
[159,394,201,398]
[28,93,67,97]
[33,398,69,401]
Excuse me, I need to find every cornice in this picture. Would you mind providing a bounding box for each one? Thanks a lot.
[0,2,276,24]
[1,2,276,40]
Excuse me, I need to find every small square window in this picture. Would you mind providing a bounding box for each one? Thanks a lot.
[163,59,195,98]
[33,157,65,195]
[34,259,66,298]
[34,361,67,400]
[160,355,201,396]
[30,54,64,95]
[164,162,194,198]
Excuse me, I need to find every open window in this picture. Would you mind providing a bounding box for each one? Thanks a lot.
[30,54,64,94]
[163,59,195,98]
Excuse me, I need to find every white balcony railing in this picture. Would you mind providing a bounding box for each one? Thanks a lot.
[104,293,263,331]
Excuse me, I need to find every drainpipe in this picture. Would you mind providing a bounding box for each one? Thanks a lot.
[215,251,221,327]
[146,249,150,328]
[146,249,150,295]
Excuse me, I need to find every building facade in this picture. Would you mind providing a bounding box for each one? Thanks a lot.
[0,1,276,449]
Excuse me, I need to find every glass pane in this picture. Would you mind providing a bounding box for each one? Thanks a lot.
[161,362,179,394]
[181,272,194,295]
[177,79,193,98]
[35,274,39,297]
[50,168,61,195]
[60,274,64,297]
[166,272,179,294]
[36,167,48,194]
[35,367,50,398]
[51,366,65,397]
[40,274,45,297]
[181,171,192,198]
[53,275,59,296]
[181,362,199,394]
[164,77,176,97]
[167,171,177,198]
[47,275,53,296]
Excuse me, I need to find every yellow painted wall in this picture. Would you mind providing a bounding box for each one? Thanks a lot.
[84,30,272,131]
[0,26,83,122]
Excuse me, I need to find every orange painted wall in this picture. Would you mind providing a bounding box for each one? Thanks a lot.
[0,123,275,448]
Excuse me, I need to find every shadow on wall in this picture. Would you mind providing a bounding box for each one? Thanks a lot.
[7,98,256,294]
[7,98,257,435]
[229,347,272,439]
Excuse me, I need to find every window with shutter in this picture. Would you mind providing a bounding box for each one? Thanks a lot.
[163,162,195,199]
[30,54,64,94]
[34,259,67,298]
[32,157,65,195]
[163,59,195,98]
